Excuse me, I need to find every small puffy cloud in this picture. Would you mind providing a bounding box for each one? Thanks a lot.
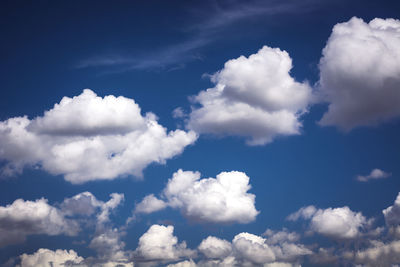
[383,192,400,226]
[232,233,276,264]
[134,194,167,214]
[0,198,78,248]
[288,206,367,239]
[198,236,232,259]
[134,169,259,224]
[61,191,124,226]
[357,168,391,182]
[187,45,312,145]
[0,89,197,183]
[318,17,400,130]
[135,224,195,262]
[89,228,131,262]
[263,229,300,245]
[18,248,84,267]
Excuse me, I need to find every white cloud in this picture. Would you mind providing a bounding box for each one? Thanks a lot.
[60,191,124,227]
[232,232,276,264]
[383,192,400,226]
[134,194,167,214]
[318,17,400,130]
[89,228,131,262]
[0,198,79,248]
[0,89,197,183]
[357,168,391,182]
[135,224,195,262]
[167,260,197,267]
[198,236,232,259]
[17,248,135,267]
[263,229,300,245]
[288,206,367,239]
[353,240,400,266]
[18,248,84,267]
[135,169,259,224]
[187,45,312,145]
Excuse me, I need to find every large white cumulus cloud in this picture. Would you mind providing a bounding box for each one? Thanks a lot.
[187,45,312,145]
[288,206,367,239]
[0,89,197,183]
[134,169,259,224]
[318,17,400,130]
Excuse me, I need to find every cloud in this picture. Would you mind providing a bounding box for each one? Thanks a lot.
[186,45,312,145]
[17,248,84,267]
[318,17,400,130]
[263,229,300,245]
[198,236,232,259]
[135,224,195,263]
[231,232,311,265]
[0,89,197,183]
[134,194,167,214]
[288,206,367,239]
[0,198,79,248]
[383,192,400,226]
[60,191,124,227]
[351,240,400,266]
[17,248,135,267]
[357,168,391,182]
[89,228,131,262]
[134,169,259,224]
[167,260,197,267]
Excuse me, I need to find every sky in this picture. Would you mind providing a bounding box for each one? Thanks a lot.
[1,0,400,266]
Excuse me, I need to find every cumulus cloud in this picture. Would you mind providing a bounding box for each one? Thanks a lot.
[89,228,131,262]
[0,198,79,248]
[17,248,134,267]
[352,240,400,266]
[0,89,197,183]
[288,206,367,239]
[134,194,167,214]
[357,168,391,182]
[198,236,232,259]
[383,192,400,226]
[134,169,259,224]
[135,224,195,263]
[232,232,311,265]
[318,17,400,130]
[18,248,84,267]
[186,45,312,145]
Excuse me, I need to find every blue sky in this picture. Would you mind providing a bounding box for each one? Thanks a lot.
[1,0,400,266]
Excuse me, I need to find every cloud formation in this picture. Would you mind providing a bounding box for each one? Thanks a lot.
[0,198,78,248]
[318,17,400,130]
[357,168,391,182]
[383,192,400,226]
[186,45,312,145]
[288,206,367,239]
[134,169,259,224]
[135,224,195,263]
[0,89,197,183]
[18,248,84,267]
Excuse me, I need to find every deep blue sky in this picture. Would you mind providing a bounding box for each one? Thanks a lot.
[1,1,400,266]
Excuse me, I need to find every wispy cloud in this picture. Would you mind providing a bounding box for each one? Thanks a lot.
[76,0,320,73]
